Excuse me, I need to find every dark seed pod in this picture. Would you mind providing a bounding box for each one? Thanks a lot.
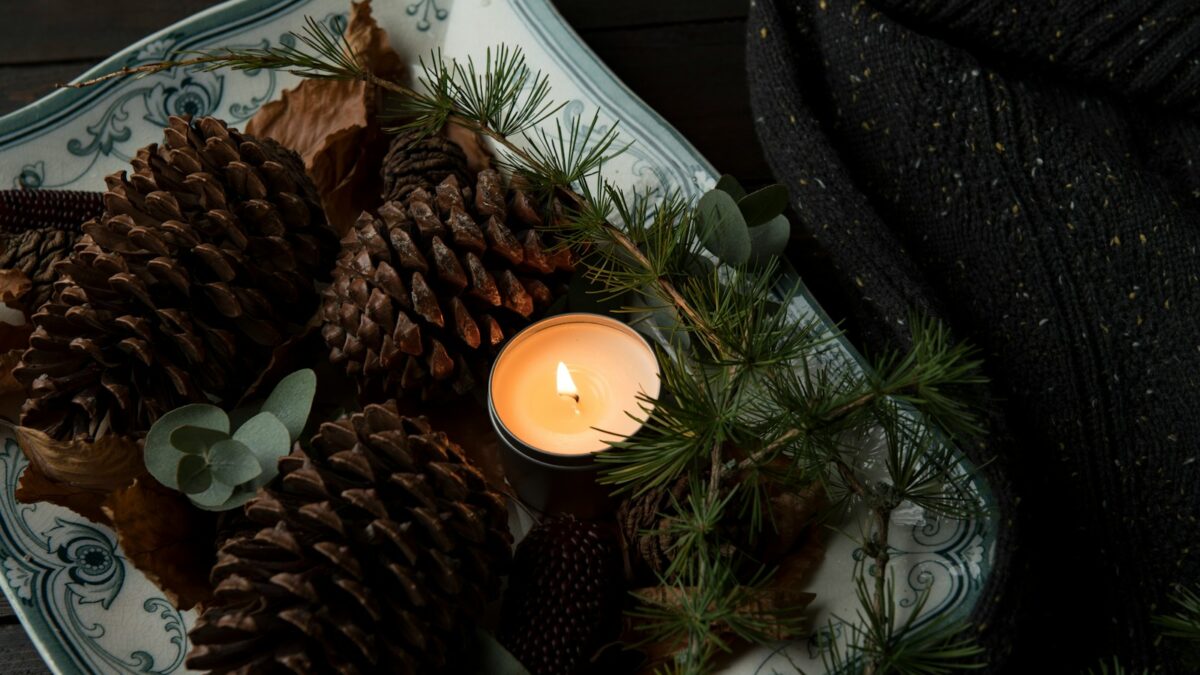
[499,516,624,675]
[0,188,104,235]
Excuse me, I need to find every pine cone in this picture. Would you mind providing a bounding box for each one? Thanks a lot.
[0,189,102,310]
[619,476,826,581]
[322,168,573,400]
[380,131,471,203]
[187,402,512,675]
[617,475,690,579]
[499,516,624,675]
[14,116,337,440]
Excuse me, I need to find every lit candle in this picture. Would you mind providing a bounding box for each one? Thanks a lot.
[488,313,660,514]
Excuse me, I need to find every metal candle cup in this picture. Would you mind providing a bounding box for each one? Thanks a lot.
[487,313,660,517]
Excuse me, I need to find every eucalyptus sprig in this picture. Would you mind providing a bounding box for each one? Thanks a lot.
[74,19,994,674]
[144,369,316,511]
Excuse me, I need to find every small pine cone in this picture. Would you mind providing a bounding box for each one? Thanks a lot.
[499,516,624,675]
[617,475,690,579]
[0,189,102,310]
[322,168,573,401]
[619,476,827,582]
[187,402,512,675]
[380,131,471,203]
[14,116,338,440]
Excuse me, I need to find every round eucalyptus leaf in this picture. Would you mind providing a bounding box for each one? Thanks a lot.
[261,369,317,443]
[144,404,229,490]
[176,454,212,495]
[232,411,293,486]
[188,477,235,509]
[192,485,258,513]
[697,189,750,266]
[471,629,531,675]
[714,173,747,201]
[747,214,792,265]
[207,438,263,486]
[737,184,790,228]
[170,425,229,455]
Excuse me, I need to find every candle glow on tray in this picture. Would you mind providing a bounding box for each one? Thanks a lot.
[490,314,660,456]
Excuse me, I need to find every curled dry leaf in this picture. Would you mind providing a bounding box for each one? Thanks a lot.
[0,268,34,395]
[15,425,143,492]
[15,462,109,526]
[445,122,493,173]
[104,478,217,610]
[246,0,403,233]
[0,268,31,304]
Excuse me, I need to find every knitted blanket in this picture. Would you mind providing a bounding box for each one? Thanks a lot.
[746,1,1200,671]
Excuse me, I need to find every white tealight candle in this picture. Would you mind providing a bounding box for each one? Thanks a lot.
[490,313,660,455]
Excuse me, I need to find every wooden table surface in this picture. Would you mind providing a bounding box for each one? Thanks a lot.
[0,0,774,671]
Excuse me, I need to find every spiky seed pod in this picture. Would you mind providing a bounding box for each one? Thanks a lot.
[322,168,573,400]
[13,116,337,440]
[498,516,624,675]
[187,402,512,675]
[380,130,471,204]
[0,188,104,233]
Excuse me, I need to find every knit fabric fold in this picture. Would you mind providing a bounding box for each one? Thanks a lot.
[747,0,1200,671]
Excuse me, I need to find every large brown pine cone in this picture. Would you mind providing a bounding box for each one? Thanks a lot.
[14,116,337,440]
[187,402,512,675]
[322,168,573,400]
[0,189,102,310]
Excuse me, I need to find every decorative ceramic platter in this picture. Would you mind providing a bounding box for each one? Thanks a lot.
[0,1,995,672]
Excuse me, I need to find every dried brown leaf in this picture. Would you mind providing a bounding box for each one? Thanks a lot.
[15,461,109,525]
[104,478,217,610]
[0,269,31,304]
[246,0,403,233]
[15,425,143,491]
[445,123,493,173]
[0,349,24,395]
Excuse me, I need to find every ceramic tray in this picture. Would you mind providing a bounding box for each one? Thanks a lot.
[0,1,995,672]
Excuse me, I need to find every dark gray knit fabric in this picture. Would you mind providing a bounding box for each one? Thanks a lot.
[746,0,1200,672]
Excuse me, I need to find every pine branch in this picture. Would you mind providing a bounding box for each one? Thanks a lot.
[1154,584,1200,642]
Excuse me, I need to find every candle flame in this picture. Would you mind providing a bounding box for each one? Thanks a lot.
[556,361,579,401]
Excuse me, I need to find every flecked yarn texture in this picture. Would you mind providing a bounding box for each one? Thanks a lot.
[747,0,1200,672]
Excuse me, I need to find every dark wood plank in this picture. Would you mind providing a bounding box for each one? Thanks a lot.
[0,61,97,114]
[553,0,748,29]
[0,624,50,675]
[0,2,223,65]
[0,593,14,619]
